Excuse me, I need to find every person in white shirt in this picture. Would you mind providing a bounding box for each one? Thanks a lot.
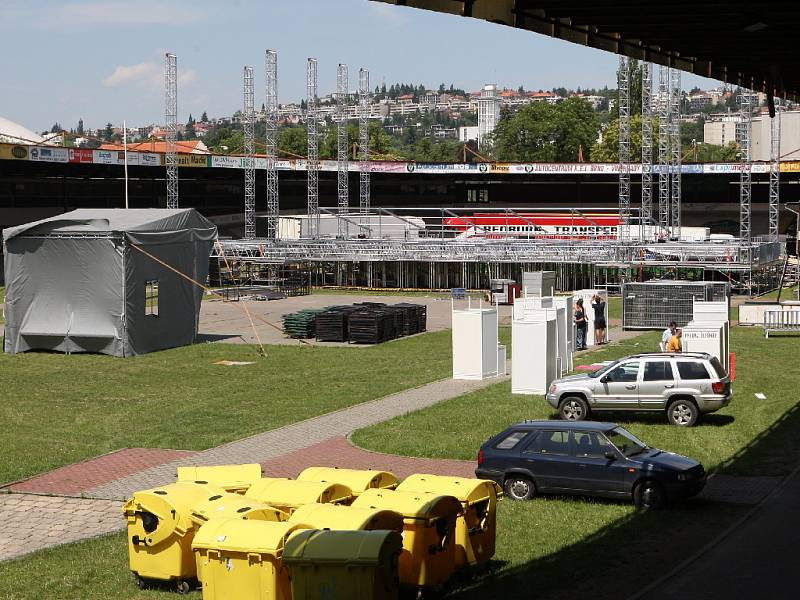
[660,321,677,352]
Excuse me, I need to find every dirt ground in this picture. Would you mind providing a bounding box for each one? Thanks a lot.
[198,293,513,346]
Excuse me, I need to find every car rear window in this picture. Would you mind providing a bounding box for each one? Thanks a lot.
[643,361,674,381]
[709,356,727,378]
[677,361,711,380]
[528,430,570,456]
[495,430,528,450]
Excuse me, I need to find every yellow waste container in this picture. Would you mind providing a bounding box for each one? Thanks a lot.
[396,474,502,568]
[244,478,353,514]
[296,467,398,497]
[283,529,403,600]
[189,492,288,582]
[177,463,262,494]
[122,481,220,592]
[288,503,403,532]
[191,518,305,600]
[352,488,462,592]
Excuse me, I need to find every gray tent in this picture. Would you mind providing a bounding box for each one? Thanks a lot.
[3,208,217,357]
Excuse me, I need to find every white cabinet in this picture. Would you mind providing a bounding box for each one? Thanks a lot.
[683,320,729,372]
[522,271,555,297]
[553,296,575,372]
[512,312,558,394]
[452,308,499,380]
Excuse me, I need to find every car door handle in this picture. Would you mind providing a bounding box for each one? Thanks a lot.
[664,384,674,388]
[625,384,636,390]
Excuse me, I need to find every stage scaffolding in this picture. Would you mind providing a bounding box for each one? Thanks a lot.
[210,207,782,294]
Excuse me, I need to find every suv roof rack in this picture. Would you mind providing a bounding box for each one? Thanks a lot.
[627,352,710,359]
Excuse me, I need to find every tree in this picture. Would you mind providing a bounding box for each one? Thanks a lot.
[591,114,660,162]
[185,123,196,139]
[50,122,62,133]
[187,113,195,126]
[76,118,84,136]
[104,122,114,140]
[278,126,307,158]
[491,97,599,162]
[200,111,208,123]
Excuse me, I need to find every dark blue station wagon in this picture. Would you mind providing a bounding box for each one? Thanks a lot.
[476,420,705,509]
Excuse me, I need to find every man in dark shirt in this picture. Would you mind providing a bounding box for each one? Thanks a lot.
[591,294,607,345]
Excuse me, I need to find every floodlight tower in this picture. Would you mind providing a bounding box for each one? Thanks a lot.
[336,63,349,237]
[658,65,671,235]
[737,88,753,249]
[669,67,682,238]
[265,50,279,239]
[641,62,654,239]
[165,53,178,208]
[358,68,370,215]
[243,66,256,239]
[617,55,631,241]
[769,99,781,241]
[307,58,320,238]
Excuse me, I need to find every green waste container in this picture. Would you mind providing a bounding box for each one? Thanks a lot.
[283,529,403,600]
[396,474,502,568]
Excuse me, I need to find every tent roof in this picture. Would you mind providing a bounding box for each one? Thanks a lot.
[3,208,216,242]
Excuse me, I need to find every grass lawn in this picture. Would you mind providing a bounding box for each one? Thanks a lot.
[351,326,800,598]
[0,330,452,485]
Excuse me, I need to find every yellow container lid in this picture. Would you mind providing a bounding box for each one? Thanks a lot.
[245,479,353,508]
[189,491,287,525]
[352,489,462,521]
[288,503,403,532]
[296,467,398,494]
[191,518,305,554]
[176,464,262,492]
[396,474,502,505]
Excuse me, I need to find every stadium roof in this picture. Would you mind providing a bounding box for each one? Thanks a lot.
[372,1,800,106]
[0,117,44,145]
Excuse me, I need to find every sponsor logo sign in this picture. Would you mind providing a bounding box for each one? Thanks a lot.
[158,154,209,168]
[29,146,69,162]
[0,144,29,159]
[68,148,94,163]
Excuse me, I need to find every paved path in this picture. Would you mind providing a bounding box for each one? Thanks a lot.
[84,374,508,501]
[0,494,122,561]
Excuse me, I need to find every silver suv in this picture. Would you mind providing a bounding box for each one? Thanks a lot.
[545,352,732,427]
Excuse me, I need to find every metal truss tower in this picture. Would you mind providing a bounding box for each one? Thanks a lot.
[242,66,256,239]
[358,68,370,214]
[657,65,671,235]
[336,63,349,237]
[737,88,753,247]
[769,100,781,241]
[617,56,631,240]
[669,67,682,238]
[641,62,653,238]
[164,53,178,208]
[307,58,320,238]
[265,50,279,239]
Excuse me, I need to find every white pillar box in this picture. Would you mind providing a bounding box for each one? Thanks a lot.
[683,320,729,372]
[512,311,558,394]
[513,296,553,321]
[497,344,507,375]
[522,271,555,297]
[574,289,610,346]
[692,299,729,323]
[553,296,574,372]
[452,307,499,380]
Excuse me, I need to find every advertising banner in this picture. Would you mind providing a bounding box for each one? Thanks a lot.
[781,161,800,172]
[212,155,244,169]
[135,152,160,167]
[29,146,69,162]
[0,143,30,160]
[366,161,409,173]
[93,149,122,164]
[68,148,94,163]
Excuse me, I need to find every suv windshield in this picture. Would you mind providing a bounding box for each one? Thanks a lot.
[605,427,648,457]
[588,360,619,378]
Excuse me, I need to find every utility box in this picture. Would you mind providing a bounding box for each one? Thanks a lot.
[512,314,558,394]
[451,306,499,380]
[522,271,555,297]
[283,529,403,600]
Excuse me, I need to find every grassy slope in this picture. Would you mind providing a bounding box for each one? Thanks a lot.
[351,327,800,598]
[0,331,451,484]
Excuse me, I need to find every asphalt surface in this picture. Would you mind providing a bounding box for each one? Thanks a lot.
[645,464,800,600]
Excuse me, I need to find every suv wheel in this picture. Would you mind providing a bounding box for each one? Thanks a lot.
[504,476,536,501]
[559,396,589,421]
[667,398,699,427]
[634,481,666,510]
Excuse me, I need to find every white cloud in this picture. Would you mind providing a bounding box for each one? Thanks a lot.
[103,62,197,90]
[367,2,409,27]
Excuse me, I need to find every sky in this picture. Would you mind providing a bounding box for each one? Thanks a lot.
[0,0,723,133]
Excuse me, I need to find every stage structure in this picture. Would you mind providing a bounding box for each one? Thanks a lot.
[265,50,279,239]
[336,63,349,238]
[306,58,320,238]
[164,53,178,209]
[242,65,256,240]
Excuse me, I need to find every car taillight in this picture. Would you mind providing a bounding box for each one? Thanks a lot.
[477,450,485,466]
[712,381,724,394]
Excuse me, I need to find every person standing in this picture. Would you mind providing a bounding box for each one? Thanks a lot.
[591,294,607,345]
[575,298,588,350]
[660,321,677,352]
[667,328,683,353]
